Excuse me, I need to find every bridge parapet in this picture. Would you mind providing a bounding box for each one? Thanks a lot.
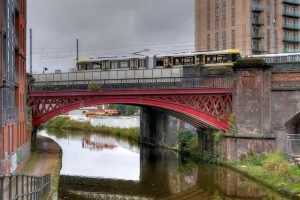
[272,71,300,90]
[28,76,233,92]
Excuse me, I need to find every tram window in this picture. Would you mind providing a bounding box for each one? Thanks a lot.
[120,60,129,68]
[164,57,173,67]
[216,54,226,63]
[195,55,204,65]
[184,57,194,65]
[206,55,214,64]
[87,63,93,70]
[93,62,101,70]
[226,55,233,62]
[231,54,240,62]
[139,59,146,68]
[174,57,183,65]
[130,59,139,69]
[101,61,110,70]
[156,58,164,67]
[77,63,86,71]
[111,61,119,69]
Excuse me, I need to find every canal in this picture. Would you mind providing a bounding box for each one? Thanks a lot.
[39,128,289,200]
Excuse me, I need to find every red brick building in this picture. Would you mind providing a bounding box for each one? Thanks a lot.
[0,0,29,174]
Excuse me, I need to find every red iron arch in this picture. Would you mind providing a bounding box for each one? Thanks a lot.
[28,89,232,131]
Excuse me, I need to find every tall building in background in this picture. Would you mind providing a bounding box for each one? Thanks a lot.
[195,0,300,55]
[1,0,29,174]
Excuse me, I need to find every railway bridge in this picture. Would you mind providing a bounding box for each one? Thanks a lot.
[27,65,300,160]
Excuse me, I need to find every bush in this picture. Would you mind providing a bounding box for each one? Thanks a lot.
[233,58,272,69]
[88,81,101,91]
[177,130,198,158]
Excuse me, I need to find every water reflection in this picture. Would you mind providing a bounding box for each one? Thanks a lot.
[39,129,140,180]
[39,129,288,200]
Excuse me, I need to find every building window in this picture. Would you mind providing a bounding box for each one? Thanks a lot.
[222,0,226,28]
[215,32,219,50]
[267,29,270,52]
[222,31,226,49]
[231,30,235,48]
[207,34,211,50]
[215,0,219,29]
[207,0,211,30]
[231,0,235,26]
[274,0,278,27]
[275,30,278,53]
[267,0,270,26]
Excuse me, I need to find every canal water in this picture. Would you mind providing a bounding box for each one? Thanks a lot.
[39,129,289,200]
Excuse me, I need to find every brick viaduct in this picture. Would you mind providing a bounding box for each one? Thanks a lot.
[140,64,300,160]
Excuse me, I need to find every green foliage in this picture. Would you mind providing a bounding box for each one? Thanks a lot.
[227,115,237,136]
[233,58,272,69]
[213,130,223,142]
[108,104,139,116]
[88,80,101,91]
[201,150,220,164]
[200,129,225,163]
[230,152,300,194]
[43,117,140,141]
[177,130,198,158]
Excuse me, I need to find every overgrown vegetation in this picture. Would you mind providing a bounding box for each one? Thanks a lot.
[177,130,198,158]
[229,152,300,195]
[108,104,139,116]
[200,129,225,164]
[43,117,140,141]
[87,80,101,91]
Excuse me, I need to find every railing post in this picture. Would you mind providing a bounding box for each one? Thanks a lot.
[9,176,12,200]
[30,177,33,200]
[48,175,51,193]
[0,175,4,200]
[16,174,19,198]
[26,176,29,199]
[21,175,24,200]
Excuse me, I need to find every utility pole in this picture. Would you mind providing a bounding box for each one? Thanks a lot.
[76,39,79,61]
[30,29,32,75]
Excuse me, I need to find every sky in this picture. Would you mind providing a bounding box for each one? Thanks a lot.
[27,0,195,74]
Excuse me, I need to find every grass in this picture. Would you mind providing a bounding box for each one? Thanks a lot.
[229,152,300,195]
[43,117,140,142]
[21,152,38,174]
[47,149,62,199]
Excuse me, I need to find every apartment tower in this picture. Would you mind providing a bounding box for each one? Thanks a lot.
[0,0,29,174]
[195,0,300,55]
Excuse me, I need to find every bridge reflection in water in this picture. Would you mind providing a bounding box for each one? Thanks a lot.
[40,129,287,200]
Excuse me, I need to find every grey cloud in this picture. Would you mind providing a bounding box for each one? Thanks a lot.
[27,0,194,73]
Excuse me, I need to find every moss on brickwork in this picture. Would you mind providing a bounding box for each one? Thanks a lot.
[233,58,272,69]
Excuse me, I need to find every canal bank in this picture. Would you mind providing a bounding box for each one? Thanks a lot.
[20,135,62,199]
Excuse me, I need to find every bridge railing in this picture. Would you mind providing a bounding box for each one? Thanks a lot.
[0,173,51,200]
[29,76,233,91]
[32,68,183,82]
